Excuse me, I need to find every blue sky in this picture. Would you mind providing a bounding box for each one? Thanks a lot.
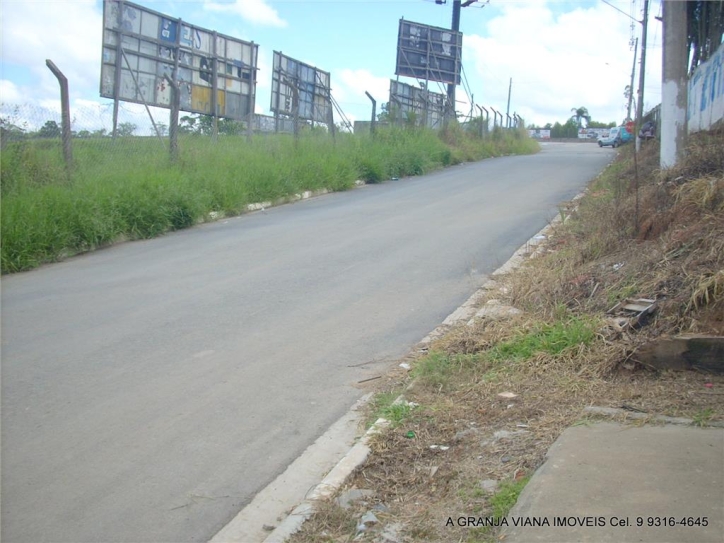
[1,0,664,133]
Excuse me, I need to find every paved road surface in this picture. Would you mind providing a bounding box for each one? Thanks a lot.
[1,143,613,542]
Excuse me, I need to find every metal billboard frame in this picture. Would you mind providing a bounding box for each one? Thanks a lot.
[389,80,446,129]
[100,0,259,132]
[395,19,462,86]
[270,51,332,132]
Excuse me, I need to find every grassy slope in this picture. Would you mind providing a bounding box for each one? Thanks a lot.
[1,126,537,273]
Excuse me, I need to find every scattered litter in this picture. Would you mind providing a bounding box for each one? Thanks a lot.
[514,469,526,481]
[613,262,625,271]
[516,424,529,428]
[501,456,511,463]
[262,524,275,532]
[429,445,438,450]
[407,401,419,408]
[405,431,416,439]
[507,404,515,409]
[391,177,399,181]
[429,466,439,478]
[357,376,381,384]
[356,511,379,534]
[498,392,518,399]
[607,298,657,330]
[439,445,450,451]
[705,383,714,388]
[399,362,411,370]
[533,235,547,240]
[372,503,389,513]
[336,489,374,510]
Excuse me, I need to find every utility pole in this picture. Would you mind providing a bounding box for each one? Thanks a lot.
[635,0,649,151]
[627,37,638,121]
[660,0,688,168]
[505,77,512,127]
[447,0,462,124]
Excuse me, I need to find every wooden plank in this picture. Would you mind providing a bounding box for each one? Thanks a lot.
[634,335,724,373]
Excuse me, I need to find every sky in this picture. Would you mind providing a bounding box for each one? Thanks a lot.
[0,0,665,134]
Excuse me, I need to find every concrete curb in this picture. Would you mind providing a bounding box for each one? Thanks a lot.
[253,203,578,542]
[261,417,390,543]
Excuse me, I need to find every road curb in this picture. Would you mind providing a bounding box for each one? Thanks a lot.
[251,202,580,543]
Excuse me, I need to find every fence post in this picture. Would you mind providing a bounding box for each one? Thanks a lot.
[164,75,179,162]
[45,59,73,170]
[365,91,377,136]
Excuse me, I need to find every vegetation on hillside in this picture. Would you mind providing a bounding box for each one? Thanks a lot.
[1,124,537,274]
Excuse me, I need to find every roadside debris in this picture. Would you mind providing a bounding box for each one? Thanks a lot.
[607,297,657,330]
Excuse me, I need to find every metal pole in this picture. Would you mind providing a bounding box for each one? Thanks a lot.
[476,104,484,137]
[505,77,512,125]
[112,0,125,139]
[490,106,498,128]
[365,91,377,135]
[627,37,639,121]
[164,74,179,162]
[635,0,649,151]
[45,59,73,170]
[660,0,688,168]
[446,0,462,125]
[121,49,163,141]
[211,32,218,141]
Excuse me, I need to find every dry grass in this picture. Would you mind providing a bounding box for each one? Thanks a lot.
[290,133,724,543]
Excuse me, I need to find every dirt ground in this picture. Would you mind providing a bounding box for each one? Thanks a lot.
[289,132,724,543]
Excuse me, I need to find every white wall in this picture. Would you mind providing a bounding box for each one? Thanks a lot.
[688,42,724,133]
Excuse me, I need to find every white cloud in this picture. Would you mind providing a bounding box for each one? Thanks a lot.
[1,0,102,101]
[1,80,23,103]
[463,0,660,127]
[204,0,287,28]
[334,69,389,112]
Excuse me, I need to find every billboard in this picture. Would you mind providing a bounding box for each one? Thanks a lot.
[389,80,446,129]
[395,19,462,85]
[270,52,332,124]
[100,0,258,120]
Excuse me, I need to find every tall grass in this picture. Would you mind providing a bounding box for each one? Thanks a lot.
[1,126,538,273]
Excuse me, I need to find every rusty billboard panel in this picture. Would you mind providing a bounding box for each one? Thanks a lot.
[100,0,258,120]
[395,19,462,86]
[270,51,332,124]
[389,80,446,129]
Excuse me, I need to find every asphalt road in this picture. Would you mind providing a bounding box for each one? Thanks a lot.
[1,143,613,542]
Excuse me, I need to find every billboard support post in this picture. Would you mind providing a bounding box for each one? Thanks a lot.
[121,49,163,141]
[211,31,218,141]
[111,0,125,139]
[164,74,179,162]
[447,0,462,125]
[45,59,73,170]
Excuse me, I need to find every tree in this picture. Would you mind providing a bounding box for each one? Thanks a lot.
[687,1,724,73]
[37,120,61,138]
[156,123,168,137]
[116,122,137,137]
[570,107,591,129]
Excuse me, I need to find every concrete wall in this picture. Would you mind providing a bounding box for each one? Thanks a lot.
[688,41,724,133]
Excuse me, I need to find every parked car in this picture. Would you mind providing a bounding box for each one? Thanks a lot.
[598,126,633,148]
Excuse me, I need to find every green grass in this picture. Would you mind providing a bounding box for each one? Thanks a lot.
[412,352,486,391]
[487,318,597,361]
[489,477,530,520]
[1,126,538,273]
[367,391,416,428]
